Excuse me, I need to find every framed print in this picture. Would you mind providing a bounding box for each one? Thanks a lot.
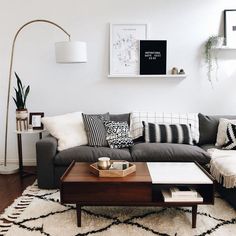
[224,10,236,47]
[140,40,167,75]
[29,112,44,130]
[110,23,149,76]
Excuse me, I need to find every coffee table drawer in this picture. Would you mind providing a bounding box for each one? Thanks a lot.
[61,182,152,203]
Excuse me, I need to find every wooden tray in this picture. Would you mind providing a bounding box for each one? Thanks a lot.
[89,161,136,177]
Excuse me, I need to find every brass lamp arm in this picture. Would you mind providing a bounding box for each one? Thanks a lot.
[4,19,71,166]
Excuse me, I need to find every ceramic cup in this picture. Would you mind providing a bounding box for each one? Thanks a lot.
[98,157,111,170]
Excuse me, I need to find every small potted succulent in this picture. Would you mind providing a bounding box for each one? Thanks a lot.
[204,36,224,84]
[12,72,30,121]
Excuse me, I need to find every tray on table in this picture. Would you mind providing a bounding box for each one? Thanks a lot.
[89,160,136,177]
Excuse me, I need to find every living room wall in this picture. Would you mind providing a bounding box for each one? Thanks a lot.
[1,0,236,164]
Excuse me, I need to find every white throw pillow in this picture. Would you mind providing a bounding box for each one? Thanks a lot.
[130,112,199,143]
[216,118,236,147]
[42,112,88,151]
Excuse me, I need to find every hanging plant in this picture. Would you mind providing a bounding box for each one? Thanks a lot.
[204,36,224,84]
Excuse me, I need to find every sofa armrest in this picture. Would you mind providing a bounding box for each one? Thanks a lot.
[36,135,58,189]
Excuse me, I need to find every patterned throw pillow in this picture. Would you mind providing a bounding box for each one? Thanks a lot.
[216,118,236,146]
[104,121,133,149]
[130,112,199,143]
[143,122,193,145]
[223,123,236,150]
[82,113,109,147]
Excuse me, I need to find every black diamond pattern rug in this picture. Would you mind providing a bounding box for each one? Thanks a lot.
[0,182,236,236]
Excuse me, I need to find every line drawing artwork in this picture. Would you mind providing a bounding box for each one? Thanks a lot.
[113,33,138,70]
[110,24,148,75]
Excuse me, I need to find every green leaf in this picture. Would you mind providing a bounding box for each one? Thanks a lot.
[23,86,30,107]
[15,72,23,91]
[16,91,23,108]
[14,88,21,109]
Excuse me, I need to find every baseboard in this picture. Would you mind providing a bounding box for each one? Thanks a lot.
[0,159,36,166]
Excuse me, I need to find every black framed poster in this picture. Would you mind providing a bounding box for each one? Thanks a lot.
[140,40,167,75]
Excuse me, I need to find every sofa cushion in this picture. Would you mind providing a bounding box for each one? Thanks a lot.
[198,113,236,145]
[82,113,110,147]
[54,146,132,166]
[216,118,236,147]
[110,113,130,125]
[104,121,133,149]
[143,122,193,145]
[198,113,219,145]
[200,144,220,152]
[131,143,210,165]
[130,112,200,143]
[223,123,236,150]
[41,112,88,151]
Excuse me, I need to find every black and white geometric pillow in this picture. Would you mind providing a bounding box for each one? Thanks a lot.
[104,121,133,149]
[223,123,236,150]
[143,122,193,145]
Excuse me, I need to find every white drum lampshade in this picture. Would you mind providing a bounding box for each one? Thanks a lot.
[55,41,87,63]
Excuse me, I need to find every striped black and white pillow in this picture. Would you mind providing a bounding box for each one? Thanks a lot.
[223,123,236,150]
[82,113,109,147]
[143,122,193,145]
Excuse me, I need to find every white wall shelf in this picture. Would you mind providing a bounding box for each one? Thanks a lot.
[108,74,187,79]
[212,46,236,50]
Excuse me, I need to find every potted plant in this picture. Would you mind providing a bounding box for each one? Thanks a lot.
[204,36,224,84]
[12,72,30,122]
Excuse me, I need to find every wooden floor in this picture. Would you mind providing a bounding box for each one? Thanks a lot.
[0,167,36,214]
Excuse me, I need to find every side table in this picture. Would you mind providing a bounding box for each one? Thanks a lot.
[15,130,45,177]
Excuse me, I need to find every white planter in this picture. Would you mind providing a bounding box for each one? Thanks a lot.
[16,109,28,119]
[16,109,28,131]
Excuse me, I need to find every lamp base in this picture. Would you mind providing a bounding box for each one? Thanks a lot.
[0,164,19,174]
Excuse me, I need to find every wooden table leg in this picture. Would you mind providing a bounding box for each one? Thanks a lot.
[76,204,81,227]
[17,134,23,176]
[192,205,197,228]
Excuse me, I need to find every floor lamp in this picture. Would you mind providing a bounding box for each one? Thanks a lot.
[0,19,87,174]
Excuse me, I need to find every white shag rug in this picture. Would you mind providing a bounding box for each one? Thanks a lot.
[0,182,236,236]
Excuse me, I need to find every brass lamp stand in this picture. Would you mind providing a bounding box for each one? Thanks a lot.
[0,19,87,174]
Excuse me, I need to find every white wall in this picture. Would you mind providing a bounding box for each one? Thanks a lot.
[1,0,236,164]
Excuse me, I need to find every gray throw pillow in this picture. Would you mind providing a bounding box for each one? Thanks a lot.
[82,113,109,147]
[198,113,236,145]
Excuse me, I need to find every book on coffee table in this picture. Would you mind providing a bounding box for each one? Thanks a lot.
[170,187,198,198]
[162,189,203,202]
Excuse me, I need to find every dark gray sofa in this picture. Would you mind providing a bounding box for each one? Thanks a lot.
[36,113,236,208]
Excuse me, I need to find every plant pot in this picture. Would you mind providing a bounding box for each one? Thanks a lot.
[16,109,28,119]
[16,109,28,131]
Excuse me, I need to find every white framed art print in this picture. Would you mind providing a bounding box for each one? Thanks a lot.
[224,10,236,47]
[110,23,149,76]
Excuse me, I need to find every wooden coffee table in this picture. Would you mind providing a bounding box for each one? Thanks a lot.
[60,161,214,228]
